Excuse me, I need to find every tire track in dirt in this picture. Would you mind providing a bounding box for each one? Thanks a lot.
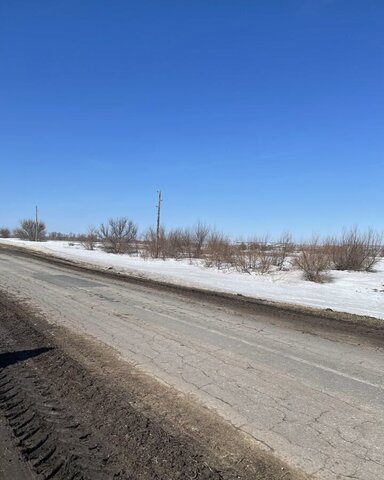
[0,338,121,479]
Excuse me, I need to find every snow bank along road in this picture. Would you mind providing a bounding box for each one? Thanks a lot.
[0,247,383,480]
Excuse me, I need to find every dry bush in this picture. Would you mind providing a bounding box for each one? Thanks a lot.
[329,228,383,272]
[204,232,234,269]
[142,226,167,259]
[166,228,193,259]
[253,237,274,274]
[141,227,189,260]
[272,232,294,270]
[141,227,156,259]
[234,237,274,274]
[14,219,46,241]
[142,224,210,261]
[98,217,138,254]
[0,228,11,238]
[233,242,259,273]
[294,237,331,282]
[182,228,194,258]
[166,224,211,259]
[80,227,98,251]
[192,222,210,258]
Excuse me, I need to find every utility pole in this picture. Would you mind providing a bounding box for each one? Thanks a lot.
[35,205,39,242]
[156,191,162,258]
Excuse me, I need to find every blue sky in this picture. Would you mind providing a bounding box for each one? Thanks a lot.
[1,0,383,238]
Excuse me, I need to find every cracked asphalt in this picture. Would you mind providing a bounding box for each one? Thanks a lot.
[0,249,383,480]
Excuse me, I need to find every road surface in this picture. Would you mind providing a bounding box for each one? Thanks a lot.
[0,248,383,479]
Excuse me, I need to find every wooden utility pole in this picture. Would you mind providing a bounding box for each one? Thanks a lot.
[35,205,39,242]
[156,191,162,258]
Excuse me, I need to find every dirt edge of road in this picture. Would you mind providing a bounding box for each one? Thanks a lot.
[1,243,384,346]
[0,415,33,480]
[0,291,308,480]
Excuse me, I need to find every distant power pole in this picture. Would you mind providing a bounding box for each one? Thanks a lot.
[35,205,39,242]
[156,191,162,258]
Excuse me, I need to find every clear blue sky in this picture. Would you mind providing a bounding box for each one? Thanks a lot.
[1,1,383,238]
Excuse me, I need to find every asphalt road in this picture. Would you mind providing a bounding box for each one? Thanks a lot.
[0,249,383,480]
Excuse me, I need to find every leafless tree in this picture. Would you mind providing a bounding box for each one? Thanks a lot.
[234,236,273,274]
[182,228,194,259]
[142,226,167,259]
[14,219,46,241]
[165,228,193,259]
[142,227,156,259]
[98,217,138,254]
[80,226,98,251]
[254,236,273,274]
[192,222,210,258]
[272,232,294,270]
[294,237,331,282]
[165,229,181,259]
[233,242,257,274]
[0,228,11,238]
[328,227,383,271]
[204,232,234,269]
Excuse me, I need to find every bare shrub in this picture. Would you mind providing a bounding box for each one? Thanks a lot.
[80,227,98,251]
[166,228,193,259]
[192,222,210,258]
[253,237,273,274]
[0,228,11,238]
[141,227,156,259]
[234,237,273,274]
[272,232,294,270]
[233,242,258,274]
[142,224,210,261]
[204,232,234,269]
[98,217,138,254]
[142,226,167,259]
[329,228,383,272]
[14,219,46,241]
[294,237,331,282]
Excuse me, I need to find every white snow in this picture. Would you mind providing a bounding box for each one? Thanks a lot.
[1,238,383,320]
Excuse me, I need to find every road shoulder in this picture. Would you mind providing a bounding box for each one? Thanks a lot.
[0,416,32,480]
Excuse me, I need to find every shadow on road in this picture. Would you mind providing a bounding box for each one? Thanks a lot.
[0,347,53,368]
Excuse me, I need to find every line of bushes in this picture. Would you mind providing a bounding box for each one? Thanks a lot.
[77,221,384,281]
[1,218,383,282]
[294,229,383,282]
